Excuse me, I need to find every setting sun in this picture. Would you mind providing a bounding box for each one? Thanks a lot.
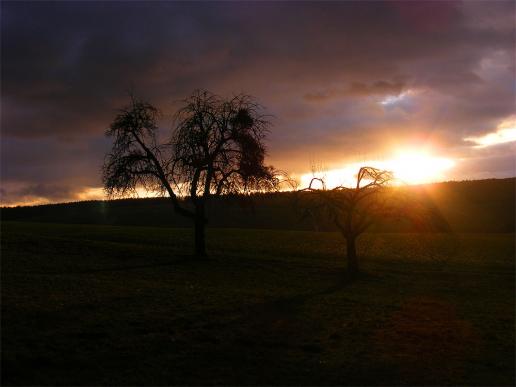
[383,150,456,185]
[300,150,456,188]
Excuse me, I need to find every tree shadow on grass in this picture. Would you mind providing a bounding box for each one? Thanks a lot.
[174,271,377,384]
[19,253,198,275]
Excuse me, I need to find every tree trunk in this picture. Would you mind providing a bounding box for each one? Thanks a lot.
[194,204,207,258]
[346,236,359,274]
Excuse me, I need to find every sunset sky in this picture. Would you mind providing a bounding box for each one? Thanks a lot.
[1,1,515,206]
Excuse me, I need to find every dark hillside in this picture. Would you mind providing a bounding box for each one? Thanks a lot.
[2,178,514,233]
[418,179,515,232]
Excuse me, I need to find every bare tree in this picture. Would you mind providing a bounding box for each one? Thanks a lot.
[103,90,282,257]
[300,166,394,274]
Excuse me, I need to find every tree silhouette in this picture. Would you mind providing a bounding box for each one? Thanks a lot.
[300,166,395,274]
[103,90,281,257]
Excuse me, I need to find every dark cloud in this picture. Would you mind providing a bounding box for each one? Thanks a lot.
[304,80,407,102]
[1,0,515,204]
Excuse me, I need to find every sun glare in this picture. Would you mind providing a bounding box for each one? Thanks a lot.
[300,150,455,188]
[385,151,455,185]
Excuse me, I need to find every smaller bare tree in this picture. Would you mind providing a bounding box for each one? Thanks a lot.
[300,166,394,274]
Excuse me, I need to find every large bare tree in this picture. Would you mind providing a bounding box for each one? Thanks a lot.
[300,166,394,274]
[103,90,281,257]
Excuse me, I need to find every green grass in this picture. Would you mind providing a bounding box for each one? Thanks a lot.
[1,221,514,385]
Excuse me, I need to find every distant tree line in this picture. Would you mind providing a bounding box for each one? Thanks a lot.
[3,180,513,234]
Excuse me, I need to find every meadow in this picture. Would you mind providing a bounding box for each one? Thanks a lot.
[1,221,514,385]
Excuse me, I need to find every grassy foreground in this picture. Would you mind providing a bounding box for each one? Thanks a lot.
[1,222,514,386]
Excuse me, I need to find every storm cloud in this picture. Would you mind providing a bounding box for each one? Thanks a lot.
[1,1,514,205]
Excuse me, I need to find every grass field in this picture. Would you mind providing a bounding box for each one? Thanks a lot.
[1,221,514,385]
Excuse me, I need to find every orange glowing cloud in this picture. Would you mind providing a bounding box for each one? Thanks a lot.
[465,116,516,148]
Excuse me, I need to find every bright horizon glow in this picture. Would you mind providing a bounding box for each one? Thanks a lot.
[300,150,456,189]
[0,186,159,208]
[3,151,457,206]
